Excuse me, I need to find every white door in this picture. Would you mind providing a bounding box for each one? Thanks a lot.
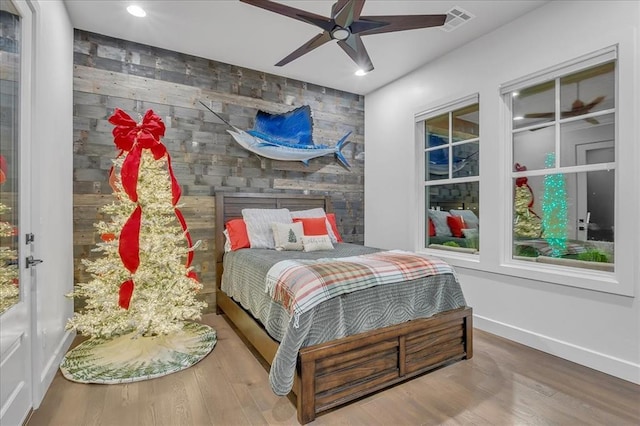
[575,140,615,241]
[0,1,37,424]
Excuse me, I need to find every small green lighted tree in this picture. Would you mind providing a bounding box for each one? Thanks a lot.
[541,153,568,257]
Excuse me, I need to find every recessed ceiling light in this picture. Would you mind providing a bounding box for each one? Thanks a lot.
[513,116,524,121]
[127,5,146,17]
[355,69,368,76]
[512,92,519,97]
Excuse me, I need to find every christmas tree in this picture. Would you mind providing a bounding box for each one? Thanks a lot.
[67,109,206,338]
[513,163,542,238]
[62,109,215,384]
[0,155,19,314]
[541,153,568,257]
[0,203,19,313]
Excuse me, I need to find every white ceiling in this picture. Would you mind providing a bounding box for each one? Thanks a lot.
[63,0,549,95]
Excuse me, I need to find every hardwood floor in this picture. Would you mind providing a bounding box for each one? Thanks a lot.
[27,314,639,426]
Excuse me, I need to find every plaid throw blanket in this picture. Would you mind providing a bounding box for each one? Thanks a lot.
[265,250,455,323]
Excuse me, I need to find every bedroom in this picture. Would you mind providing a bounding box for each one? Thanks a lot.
[1,0,638,425]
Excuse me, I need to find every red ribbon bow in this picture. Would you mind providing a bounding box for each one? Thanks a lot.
[110,109,166,154]
[108,109,169,202]
[107,108,197,310]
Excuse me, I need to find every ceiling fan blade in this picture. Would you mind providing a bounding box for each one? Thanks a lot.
[275,32,333,67]
[337,34,374,72]
[524,113,554,119]
[240,0,331,30]
[333,0,366,27]
[355,14,447,36]
[583,95,605,110]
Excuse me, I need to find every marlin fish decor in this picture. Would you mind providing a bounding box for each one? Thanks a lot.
[200,101,352,168]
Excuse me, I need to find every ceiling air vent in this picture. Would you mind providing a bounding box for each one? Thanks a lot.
[440,6,474,32]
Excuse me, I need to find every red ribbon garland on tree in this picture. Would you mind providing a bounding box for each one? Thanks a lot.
[107,109,198,309]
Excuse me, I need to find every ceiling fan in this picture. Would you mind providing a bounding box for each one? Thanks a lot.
[524,81,606,125]
[240,0,447,72]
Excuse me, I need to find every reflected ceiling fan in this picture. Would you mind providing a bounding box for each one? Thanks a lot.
[524,82,606,125]
[240,0,447,72]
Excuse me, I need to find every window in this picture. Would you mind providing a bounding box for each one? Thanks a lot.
[417,95,480,254]
[504,50,616,272]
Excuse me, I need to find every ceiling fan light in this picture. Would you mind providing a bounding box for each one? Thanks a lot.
[331,27,350,41]
[127,5,146,17]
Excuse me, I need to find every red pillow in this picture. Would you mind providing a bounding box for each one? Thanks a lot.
[446,215,466,238]
[293,217,328,236]
[225,218,250,250]
[428,217,436,237]
[326,213,343,242]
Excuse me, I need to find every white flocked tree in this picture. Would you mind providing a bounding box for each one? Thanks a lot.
[67,109,206,338]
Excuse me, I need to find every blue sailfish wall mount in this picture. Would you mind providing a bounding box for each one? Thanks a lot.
[200,101,351,169]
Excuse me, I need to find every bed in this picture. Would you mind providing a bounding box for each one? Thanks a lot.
[215,192,473,424]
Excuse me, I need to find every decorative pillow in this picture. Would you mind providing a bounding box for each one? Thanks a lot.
[242,208,292,249]
[302,234,334,252]
[271,222,304,251]
[293,217,329,236]
[290,208,338,243]
[428,210,452,237]
[449,209,479,230]
[223,230,232,252]
[326,213,343,243]
[225,218,251,251]
[447,215,466,238]
[428,218,436,237]
[462,228,479,239]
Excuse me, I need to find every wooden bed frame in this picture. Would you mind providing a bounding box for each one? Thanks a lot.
[215,192,473,424]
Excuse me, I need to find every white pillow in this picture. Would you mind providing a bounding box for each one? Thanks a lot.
[242,208,292,249]
[302,235,334,252]
[462,228,479,239]
[290,208,338,243]
[223,229,231,253]
[428,210,452,237]
[272,222,304,251]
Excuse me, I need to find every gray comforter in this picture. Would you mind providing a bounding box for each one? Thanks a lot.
[221,243,467,395]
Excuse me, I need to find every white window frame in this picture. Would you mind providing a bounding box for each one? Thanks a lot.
[414,93,480,261]
[498,46,635,297]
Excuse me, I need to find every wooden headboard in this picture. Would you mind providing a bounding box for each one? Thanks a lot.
[214,192,332,290]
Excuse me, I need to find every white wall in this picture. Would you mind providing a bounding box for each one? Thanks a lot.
[30,0,75,406]
[365,1,639,383]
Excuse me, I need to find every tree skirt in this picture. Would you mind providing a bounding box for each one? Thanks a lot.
[60,322,216,384]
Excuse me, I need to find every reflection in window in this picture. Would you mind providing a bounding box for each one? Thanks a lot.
[0,5,21,314]
[507,55,616,272]
[513,170,615,268]
[420,98,479,254]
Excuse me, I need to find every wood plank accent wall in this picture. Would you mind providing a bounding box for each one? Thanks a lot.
[72,31,365,313]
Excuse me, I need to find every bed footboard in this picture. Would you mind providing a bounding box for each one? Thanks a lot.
[295,306,473,424]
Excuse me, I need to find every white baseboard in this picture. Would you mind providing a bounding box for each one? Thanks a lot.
[33,329,75,408]
[473,314,640,385]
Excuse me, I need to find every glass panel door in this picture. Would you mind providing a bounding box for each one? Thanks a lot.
[0,0,21,314]
[1,1,34,424]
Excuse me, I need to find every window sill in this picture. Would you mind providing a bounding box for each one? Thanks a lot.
[428,244,478,255]
[419,248,632,297]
